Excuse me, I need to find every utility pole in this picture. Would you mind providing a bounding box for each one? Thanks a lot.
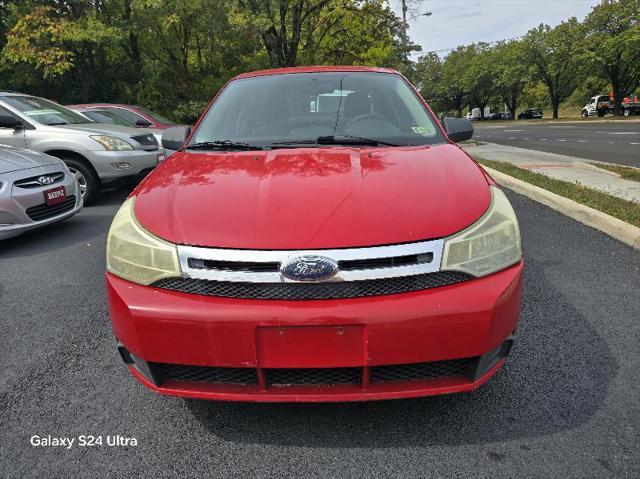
[400,0,431,62]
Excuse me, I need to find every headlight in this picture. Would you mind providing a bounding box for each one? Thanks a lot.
[441,186,521,277]
[90,135,134,151]
[106,197,180,285]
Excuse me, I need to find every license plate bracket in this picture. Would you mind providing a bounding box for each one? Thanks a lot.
[256,325,364,368]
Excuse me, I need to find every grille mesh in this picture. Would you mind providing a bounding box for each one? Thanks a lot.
[25,196,76,222]
[267,367,361,386]
[131,133,158,146]
[153,271,472,300]
[370,358,472,383]
[155,363,258,384]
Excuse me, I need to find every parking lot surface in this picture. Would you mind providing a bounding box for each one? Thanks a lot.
[1,189,639,478]
[475,121,640,167]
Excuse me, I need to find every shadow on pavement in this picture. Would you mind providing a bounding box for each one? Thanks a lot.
[186,257,617,447]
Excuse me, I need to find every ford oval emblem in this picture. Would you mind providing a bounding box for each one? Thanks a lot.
[281,256,339,282]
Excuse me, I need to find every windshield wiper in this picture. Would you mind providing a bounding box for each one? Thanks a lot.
[187,140,264,151]
[316,135,400,147]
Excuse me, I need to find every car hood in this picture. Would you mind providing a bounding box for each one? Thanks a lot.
[56,123,144,139]
[0,146,62,174]
[133,144,491,249]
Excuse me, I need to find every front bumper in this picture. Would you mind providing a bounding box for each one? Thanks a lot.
[0,168,82,240]
[107,261,523,402]
[86,149,163,183]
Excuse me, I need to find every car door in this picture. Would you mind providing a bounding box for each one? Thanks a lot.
[0,104,27,148]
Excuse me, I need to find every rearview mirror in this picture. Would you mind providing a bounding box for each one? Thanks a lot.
[162,125,191,150]
[444,117,473,143]
[0,115,22,129]
[135,119,153,127]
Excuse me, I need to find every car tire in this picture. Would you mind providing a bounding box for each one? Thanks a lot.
[60,157,99,205]
[623,108,630,117]
[581,110,588,118]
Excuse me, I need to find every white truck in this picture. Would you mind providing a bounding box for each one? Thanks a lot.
[581,94,640,118]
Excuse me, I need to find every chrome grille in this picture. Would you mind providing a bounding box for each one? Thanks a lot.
[177,239,446,283]
[14,172,65,189]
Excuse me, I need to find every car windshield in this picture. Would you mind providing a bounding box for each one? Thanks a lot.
[189,72,445,149]
[3,96,91,125]
[83,110,136,127]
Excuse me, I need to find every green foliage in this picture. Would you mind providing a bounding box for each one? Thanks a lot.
[583,0,640,113]
[521,18,586,118]
[0,0,410,122]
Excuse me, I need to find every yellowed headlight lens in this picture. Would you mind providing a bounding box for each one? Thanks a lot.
[106,197,180,285]
[442,186,521,277]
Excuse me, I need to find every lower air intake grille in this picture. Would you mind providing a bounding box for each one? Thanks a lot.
[369,358,473,383]
[152,271,473,300]
[267,367,361,386]
[26,196,76,222]
[155,363,258,385]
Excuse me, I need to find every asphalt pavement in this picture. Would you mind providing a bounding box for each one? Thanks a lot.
[1,189,639,478]
[475,121,640,167]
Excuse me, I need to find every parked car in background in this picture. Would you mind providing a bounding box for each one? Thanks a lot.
[67,103,175,129]
[0,145,82,240]
[517,108,543,120]
[107,66,523,403]
[0,92,164,204]
[68,105,177,158]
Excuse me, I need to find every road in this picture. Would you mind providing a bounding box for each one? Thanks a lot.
[474,121,640,167]
[1,190,639,478]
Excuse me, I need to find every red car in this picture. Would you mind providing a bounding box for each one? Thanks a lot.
[67,103,174,129]
[106,66,523,402]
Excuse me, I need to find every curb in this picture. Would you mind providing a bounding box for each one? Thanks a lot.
[482,166,640,250]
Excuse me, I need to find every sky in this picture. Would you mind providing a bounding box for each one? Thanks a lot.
[397,0,599,57]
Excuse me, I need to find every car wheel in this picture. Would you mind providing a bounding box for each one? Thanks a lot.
[623,108,630,117]
[62,158,99,205]
[581,110,588,118]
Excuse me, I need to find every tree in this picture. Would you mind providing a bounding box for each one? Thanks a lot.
[522,19,586,118]
[491,40,528,120]
[462,43,494,119]
[414,51,445,113]
[583,0,640,115]
[440,45,472,117]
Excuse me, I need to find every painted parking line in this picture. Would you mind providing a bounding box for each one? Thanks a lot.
[608,132,639,135]
[540,138,548,141]
[577,140,588,142]
[557,139,567,142]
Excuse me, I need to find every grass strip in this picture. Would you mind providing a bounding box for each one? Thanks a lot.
[475,158,640,228]
[588,162,640,183]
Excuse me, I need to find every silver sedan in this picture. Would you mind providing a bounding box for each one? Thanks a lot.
[0,145,82,240]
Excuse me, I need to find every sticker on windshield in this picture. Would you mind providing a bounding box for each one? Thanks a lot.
[411,126,431,135]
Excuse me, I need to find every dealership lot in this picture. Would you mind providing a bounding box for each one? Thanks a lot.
[475,121,640,167]
[1,189,638,478]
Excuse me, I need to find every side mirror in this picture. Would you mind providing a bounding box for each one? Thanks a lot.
[135,119,153,127]
[162,125,191,150]
[444,117,473,143]
[0,115,22,129]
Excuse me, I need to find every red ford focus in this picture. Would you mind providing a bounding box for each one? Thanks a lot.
[106,66,523,402]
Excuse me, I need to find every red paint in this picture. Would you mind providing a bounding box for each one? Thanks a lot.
[107,66,523,402]
[133,144,490,249]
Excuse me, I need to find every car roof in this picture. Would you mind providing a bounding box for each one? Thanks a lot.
[232,65,398,80]
[67,103,136,109]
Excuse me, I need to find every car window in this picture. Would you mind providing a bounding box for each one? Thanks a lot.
[191,72,445,147]
[83,110,135,127]
[3,96,91,125]
[101,107,148,125]
[135,107,174,125]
